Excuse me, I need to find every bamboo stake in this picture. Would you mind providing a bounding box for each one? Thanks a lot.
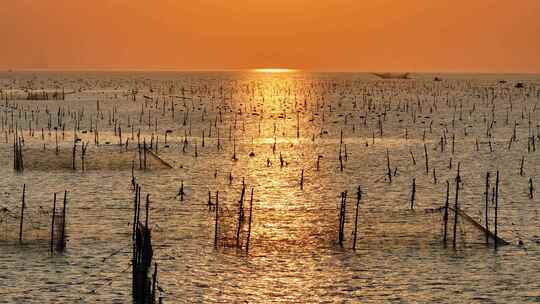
[452,165,461,249]
[352,186,362,250]
[18,184,25,243]
[494,170,500,250]
[50,193,57,253]
[443,180,449,245]
[246,188,253,253]
[485,172,490,246]
[214,191,219,248]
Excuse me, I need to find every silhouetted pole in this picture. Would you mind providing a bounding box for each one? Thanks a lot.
[18,184,26,243]
[485,172,490,246]
[352,186,362,250]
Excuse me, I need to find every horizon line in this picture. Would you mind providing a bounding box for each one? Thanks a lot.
[2,68,540,75]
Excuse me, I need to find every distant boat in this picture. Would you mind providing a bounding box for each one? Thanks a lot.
[7,69,13,73]
[372,72,411,79]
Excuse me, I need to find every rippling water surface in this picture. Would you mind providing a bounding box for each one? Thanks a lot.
[1,71,540,303]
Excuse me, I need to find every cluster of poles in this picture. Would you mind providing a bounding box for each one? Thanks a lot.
[132,183,161,304]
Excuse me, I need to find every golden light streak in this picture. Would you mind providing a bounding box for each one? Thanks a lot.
[253,68,296,73]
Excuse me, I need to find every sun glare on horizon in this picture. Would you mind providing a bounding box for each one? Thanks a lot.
[253,68,296,73]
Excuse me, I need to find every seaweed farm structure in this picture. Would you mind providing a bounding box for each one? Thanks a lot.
[0,71,539,302]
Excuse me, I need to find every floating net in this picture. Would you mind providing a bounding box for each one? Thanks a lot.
[342,207,506,250]
[14,145,172,171]
[212,200,507,252]
[0,198,67,248]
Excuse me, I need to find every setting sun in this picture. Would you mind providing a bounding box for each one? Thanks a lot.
[253,68,296,73]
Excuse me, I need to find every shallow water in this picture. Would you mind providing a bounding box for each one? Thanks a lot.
[1,71,540,303]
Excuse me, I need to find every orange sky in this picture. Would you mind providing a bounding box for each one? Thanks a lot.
[1,0,539,72]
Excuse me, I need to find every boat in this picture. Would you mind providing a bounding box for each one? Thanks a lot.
[372,72,411,79]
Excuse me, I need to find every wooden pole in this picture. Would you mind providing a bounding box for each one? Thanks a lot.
[236,185,245,248]
[214,191,219,248]
[452,166,460,249]
[485,172,490,246]
[145,194,150,229]
[59,190,67,251]
[338,192,344,246]
[494,170,500,250]
[410,178,416,210]
[386,149,392,183]
[133,184,139,241]
[18,184,25,243]
[246,188,253,253]
[443,180,449,245]
[179,181,184,201]
[300,169,304,190]
[50,193,57,253]
[424,143,429,174]
[352,186,361,250]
